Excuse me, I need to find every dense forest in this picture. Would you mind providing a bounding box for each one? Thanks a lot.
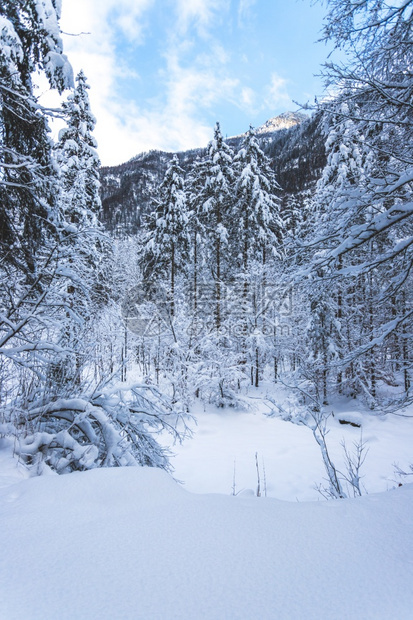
[99,110,325,235]
[0,0,412,495]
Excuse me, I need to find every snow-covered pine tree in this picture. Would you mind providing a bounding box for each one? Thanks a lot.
[233,126,283,269]
[283,194,305,243]
[53,70,108,389]
[186,155,209,317]
[232,126,283,385]
[183,127,247,404]
[305,101,372,402]
[0,0,73,275]
[57,70,102,226]
[56,69,109,305]
[141,154,189,317]
[201,122,234,330]
[312,99,370,238]
[0,0,74,408]
[302,282,341,405]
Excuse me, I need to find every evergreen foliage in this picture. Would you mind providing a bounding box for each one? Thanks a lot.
[140,154,189,316]
[0,2,187,475]
[233,126,283,269]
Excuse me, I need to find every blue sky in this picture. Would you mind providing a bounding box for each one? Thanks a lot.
[56,0,333,166]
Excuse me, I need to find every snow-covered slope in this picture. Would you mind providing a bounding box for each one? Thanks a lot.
[230,111,308,139]
[1,463,412,620]
[254,111,308,135]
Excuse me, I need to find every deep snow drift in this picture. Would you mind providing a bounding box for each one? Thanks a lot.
[1,460,413,620]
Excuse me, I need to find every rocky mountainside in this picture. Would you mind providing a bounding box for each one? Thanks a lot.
[233,111,308,137]
[100,111,326,235]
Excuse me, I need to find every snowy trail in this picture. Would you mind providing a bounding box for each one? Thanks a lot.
[1,465,412,620]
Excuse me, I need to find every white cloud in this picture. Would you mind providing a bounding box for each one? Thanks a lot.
[165,52,238,114]
[103,99,213,159]
[61,0,152,43]
[51,0,155,164]
[93,33,240,163]
[173,0,230,37]
[238,0,257,26]
[38,0,258,165]
[240,86,257,112]
[57,0,238,165]
[264,73,292,110]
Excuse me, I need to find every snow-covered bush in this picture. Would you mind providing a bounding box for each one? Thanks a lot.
[5,383,191,474]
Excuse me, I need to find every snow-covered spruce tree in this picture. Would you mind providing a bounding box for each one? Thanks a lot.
[312,99,371,240]
[298,108,389,407]
[186,124,250,403]
[283,194,305,244]
[56,70,102,228]
[0,1,72,276]
[0,2,187,474]
[305,0,413,406]
[233,126,283,270]
[140,154,189,317]
[232,126,283,385]
[0,0,74,411]
[201,122,234,330]
[137,157,201,408]
[301,281,341,405]
[182,128,249,405]
[50,72,104,390]
[186,155,209,317]
[52,70,108,390]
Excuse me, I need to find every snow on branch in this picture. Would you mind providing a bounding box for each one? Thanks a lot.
[11,382,192,475]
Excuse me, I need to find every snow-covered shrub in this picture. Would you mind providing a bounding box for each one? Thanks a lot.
[6,383,191,474]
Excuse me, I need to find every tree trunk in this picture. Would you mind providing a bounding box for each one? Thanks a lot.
[171,242,175,317]
[121,325,128,382]
[368,271,376,403]
[215,234,221,330]
[402,291,410,394]
[193,230,198,314]
[255,347,259,387]
[336,256,343,393]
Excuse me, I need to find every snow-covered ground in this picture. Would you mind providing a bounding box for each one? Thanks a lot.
[163,385,413,502]
[1,386,413,619]
[0,460,412,620]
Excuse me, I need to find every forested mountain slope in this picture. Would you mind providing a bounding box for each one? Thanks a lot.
[100,111,326,234]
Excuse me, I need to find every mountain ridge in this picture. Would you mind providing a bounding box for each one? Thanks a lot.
[231,111,309,139]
